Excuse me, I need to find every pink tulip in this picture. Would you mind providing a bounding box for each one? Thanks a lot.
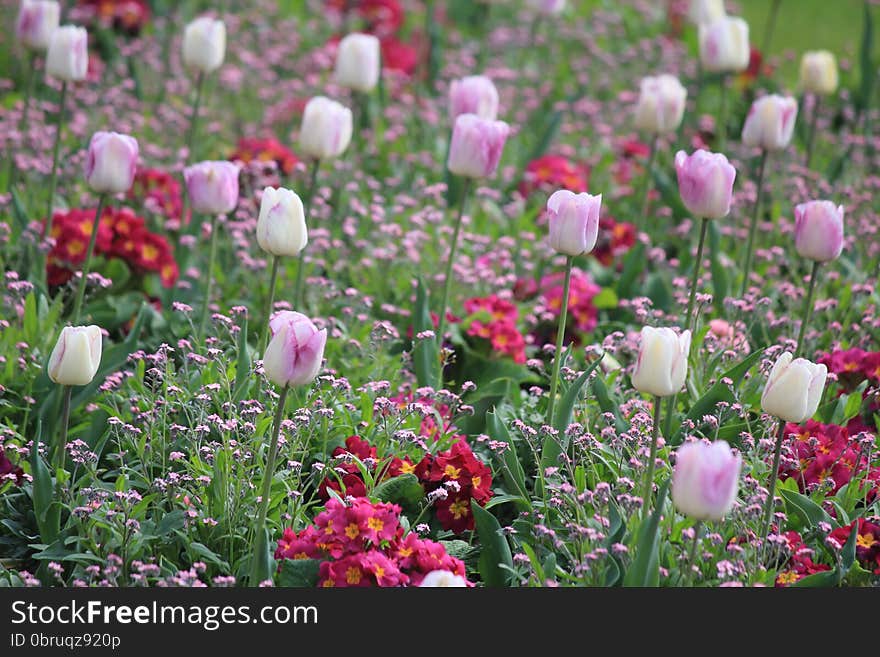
[16,0,60,51]
[263,311,328,388]
[449,75,499,123]
[741,94,798,151]
[547,189,601,256]
[674,149,736,220]
[794,200,844,263]
[45,25,88,82]
[672,440,741,521]
[85,131,139,194]
[184,161,240,215]
[447,114,510,179]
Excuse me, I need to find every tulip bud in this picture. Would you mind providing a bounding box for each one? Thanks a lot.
[631,326,691,398]
[16,0,60,51]
[263,311,328,388]
[761,352,827,423]
[674,149,736,220]
[634,74,687,135]
[48,325,103,386]
[527,0,566,16]
[547,189,601,256]
[334,33,380,93]
[447,113,510,179]
[182,16,226,74]
[184,161,240,215]
[672,440,741,521]
[688,0,726,25]
[800,50,838,96]
[699,16,750,73]
[45,25,88,82]
[741,94,798,151]
[449,75,499,123]
[794,201,844,263]
[419,570,468,587]
[85,131,139,194]
[299,96,353,161]
[256,187,308,257]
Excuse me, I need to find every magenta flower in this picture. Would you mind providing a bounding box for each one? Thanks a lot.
[674,149,736,220]
[672,440,741,521]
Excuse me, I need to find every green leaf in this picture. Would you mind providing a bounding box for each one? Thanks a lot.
[23,292,38,344]
[233,313,252,401]
[471,500,513,587]
[623,479,670,588]
[857,1,875,117]
[29,423,59,546]
[592,287,618,310]
[840,520,859,572]
[780,488,832,529]
[155,510,186,537]
[708,221,728,314]
[791,569,841,587]
[592,372,628,433]
[372,474,424,513]
[487,410,528,503]
[277,558,321,587]
[542,357,603,471]
[615,242,646,298]
[412,277,439,389]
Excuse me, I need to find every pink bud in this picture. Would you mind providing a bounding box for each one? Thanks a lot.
[447,114,510,179]
[547,189,601,256]
[674,149,736,220]
[794,200,844,263]
[449,76,499,123]
[85,131,139,194]
[184,161,240,215]
[263,311,328,388]
[672,441,741,521]
[16,0,60,51]
[741,94,798,151]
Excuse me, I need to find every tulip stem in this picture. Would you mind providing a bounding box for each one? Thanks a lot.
[8,53,38,188]
[759,420,788,545]
[293,159,321,309]
[198,213,220,340]
[54,385,72,474]
[685,217,709,332]
[45,81,69,240]
[70,194,108,325]
[250,383,289,586]
[761,0,782,56]
[794,260,820,358]
[185,72,205,163]
[545,255,574,429]
[435,177,471,374]
[740,149,768,297]
[717,75,728,150]
[259,255,281,356]
[638,134,658,228]
[641,396,664,519]
[805,95,821,169]
[686,521,703,586]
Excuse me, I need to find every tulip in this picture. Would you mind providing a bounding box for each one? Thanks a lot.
[673,149,736,221]
[419,571,469,587]
[698,16,750,73]
[448,75,499,123]
[182,16,226,74]
[45,25,88,82]
[335,33,381,93]
[794,201,844,264]
[760,352,827,540]
[16,0,60,51]
[447,113,510,179]
[634,74,687,136]
[85,131,139,194]
[251,311,328,585]
[547,190,601,257]
[299,96,354,161]
[184,161,240,216]
[526,0,566,16]
[741,94,798,152]
[800,51,838,96]
[688,0,725,25]
[672,441,741,521]
[632,326,691,398]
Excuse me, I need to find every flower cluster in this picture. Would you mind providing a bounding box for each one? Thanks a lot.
[129,168,186,228]
[774,531,831,586]
[593,217,637,266]
[538,267,601,334]
[829,518,880,574]
[0,450,23,487]
[819,348,880,391]
[325,0,416,74]
[46,207,178,288]
[778,421,870,495]
[390,391,453,439]
[462,295,527,363]
[76,0,150,36]
[229,137,298,177]
[520,154,590,197]
[318,435,414,501]
[275,498,468,587]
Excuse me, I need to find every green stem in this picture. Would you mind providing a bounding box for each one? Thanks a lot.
[198,213,220,339]
[686,520,703,586]
[760,420,787,543]
[794,260,820,358]
[638,134,658,226]
[8,53,38,188]
[249,384,289,586]
[685,217,709,332]
[70,194,108,325]
[717,75,728,150]
[293,159,321,309]
[740,150,768,297]
[641,395,663,519]
[259,255,281,355]
[185,72,205,163]
[45,81,69,239]
[805,95,821,169]
[435,177,471,362]
[761,0,782,56]
[545,255,573,428]
[54,385,72,474]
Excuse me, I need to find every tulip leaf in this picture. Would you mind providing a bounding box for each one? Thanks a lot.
[412,277,439,389]
[592,371,629,433]
[277,558,321,588]
[708,221,728,315]
[472,499,514,587]
[780,488,832,529]
[487,410,528,505]
[541,357,603,472]
[29,421,59,546]
[790,568,841,588]
[233,313,252,401]
[623,478,670,588]
[857,0,875,117]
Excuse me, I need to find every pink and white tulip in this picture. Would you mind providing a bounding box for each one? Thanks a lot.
[85,131,139,194]
[299,96,353,161]
[182,16,226,74]
[447,114,510,179]
[45,25,88,82]
[761,352,827,423]
[16,0,60,51]
[674,149,736,220]
[794,201,844,263]
[672,440,741,521]
[335,33,381,93]
[449,75,499,123]
[741,94,798,151]
[263,312,328,388]
[634,74,687,135]
[48,325,103,386]
[547,189,601,257]
[699,16,750,73]
[631,326,691,398]
[256,187,308,257]
[184,161,240,215]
